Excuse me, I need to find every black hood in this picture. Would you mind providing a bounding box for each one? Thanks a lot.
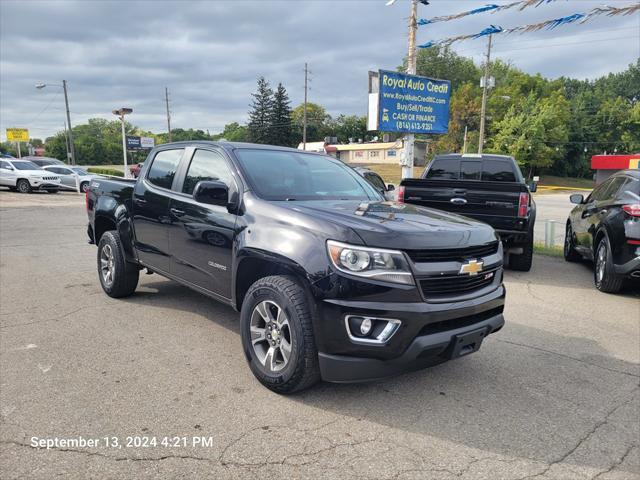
[280,200,497,250]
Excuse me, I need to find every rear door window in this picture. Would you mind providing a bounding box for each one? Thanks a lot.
[460,161,481,180]
[147,149,184,189]
[425,158,459,179]
[481,160,516,182]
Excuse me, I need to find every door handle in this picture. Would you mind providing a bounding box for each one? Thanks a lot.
[134,198,147,205]
[599,209,608,215]
[453,189,467,194]
[170,207,185,217]
[450,197,468,205]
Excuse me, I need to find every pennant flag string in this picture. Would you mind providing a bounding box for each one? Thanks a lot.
[417,0,559,26]
[418,3,640,48]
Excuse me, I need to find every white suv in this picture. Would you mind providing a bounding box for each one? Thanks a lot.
[0,158,62,193]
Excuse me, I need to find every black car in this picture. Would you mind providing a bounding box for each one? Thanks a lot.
[565,169,640,292]
[353,166,396,200]
[86,142,505,393]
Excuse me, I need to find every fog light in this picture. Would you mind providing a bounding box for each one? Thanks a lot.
[360,318,372,335]
[345,315,401,345]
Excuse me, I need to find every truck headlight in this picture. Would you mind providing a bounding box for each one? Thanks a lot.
[327,240,414,285]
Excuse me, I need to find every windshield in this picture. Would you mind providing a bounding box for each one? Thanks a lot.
[72,167,88,175]
[235,149,381,201]
[12,161,40,170]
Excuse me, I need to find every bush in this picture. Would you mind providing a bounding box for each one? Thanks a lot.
[87,167,124,177]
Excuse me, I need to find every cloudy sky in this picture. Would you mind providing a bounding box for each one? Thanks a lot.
[1,0,638,141]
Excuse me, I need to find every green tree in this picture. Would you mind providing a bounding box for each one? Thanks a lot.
[271,83,293,146]
[247,77,274,144]
[292,102,331,144]
[490,91,570,177]
[213,122,248,142]
[412,45,480,91]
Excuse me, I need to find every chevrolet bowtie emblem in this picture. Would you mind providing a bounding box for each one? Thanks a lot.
[460,259,483,276]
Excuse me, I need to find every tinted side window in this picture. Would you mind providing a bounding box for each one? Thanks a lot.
[366,173,386,191]
[426,158,459,179]
[460,161,481,180]
[182,149,234,195]
[618,177,640,197]
[482,160,516,182]
[589,178,614,202]
[0,161,10,169]
[147,149,183,189]
[600,177,625,201]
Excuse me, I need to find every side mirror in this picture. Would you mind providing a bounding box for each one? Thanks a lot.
[528,181,537,193]
[569,193,584,205]
[193,180,229,207]
[3,166,14,171]
[386,183,395,192]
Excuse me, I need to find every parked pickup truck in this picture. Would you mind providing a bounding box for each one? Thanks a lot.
[399,153,536,271]
[86,142,505,393]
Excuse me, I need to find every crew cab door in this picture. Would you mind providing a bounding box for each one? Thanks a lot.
[168,148,238,299]
[132,148,185,272]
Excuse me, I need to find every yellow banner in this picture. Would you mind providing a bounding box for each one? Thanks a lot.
[6,128,29,142]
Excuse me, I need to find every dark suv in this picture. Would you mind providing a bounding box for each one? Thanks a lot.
[565,170,640,292]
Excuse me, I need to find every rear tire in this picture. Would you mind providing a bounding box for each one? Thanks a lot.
[509,235,533,271]
[97,231,139,298]
[594,236,624,293]
[240,275,320,394]
[16,179,31,194]
[564,222,581,262]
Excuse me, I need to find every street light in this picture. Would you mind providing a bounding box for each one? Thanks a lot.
[35,81,75,165]
[113,108,133,178]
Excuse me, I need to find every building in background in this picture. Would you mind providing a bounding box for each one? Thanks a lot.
[591,154,640,184]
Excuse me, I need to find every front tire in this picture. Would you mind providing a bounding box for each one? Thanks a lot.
[594,236,624,293]
[16,179,31,194]
[240,275,320,394]
[80,181,90,193]
[564,222,581,262]
[97,231,139,298]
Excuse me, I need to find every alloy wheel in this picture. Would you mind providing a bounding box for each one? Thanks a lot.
[596,242,607,285]
[249,300,293,373]
[100,244,115,287]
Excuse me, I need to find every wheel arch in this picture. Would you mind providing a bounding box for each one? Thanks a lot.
[233,251,312,312]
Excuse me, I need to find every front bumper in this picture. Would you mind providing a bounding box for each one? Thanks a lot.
[312,273,506,382]
[31,180,60,191]
[319,312,504,382]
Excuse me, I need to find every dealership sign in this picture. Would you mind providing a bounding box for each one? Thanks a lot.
[6,128,29,142]
[126,135,155,150]
[368,70,450,135]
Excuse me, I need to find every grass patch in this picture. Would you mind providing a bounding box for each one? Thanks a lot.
[537,175,593,189]
[534,242,563,258]
[87,167,124,177]
[350,164,423,185]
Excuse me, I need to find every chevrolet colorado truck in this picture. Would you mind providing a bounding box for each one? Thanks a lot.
[399,154,536,271]
[86,142,505,393]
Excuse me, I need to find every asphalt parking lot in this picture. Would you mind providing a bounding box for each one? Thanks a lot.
[1,190,638,480]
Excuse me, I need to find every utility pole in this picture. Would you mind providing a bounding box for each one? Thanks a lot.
[165,87,172,142]
[401,0,418,180]
[303,62,308,150]
[62,80,75,165]
[478,34,493,154]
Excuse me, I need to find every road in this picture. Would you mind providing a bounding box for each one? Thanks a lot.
[533,190,592,246]
[1,191,638,480]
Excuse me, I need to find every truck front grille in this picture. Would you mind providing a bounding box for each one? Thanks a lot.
[419,267,499,298]
[405,242,499,263]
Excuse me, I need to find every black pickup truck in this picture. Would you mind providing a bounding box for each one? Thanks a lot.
[86,142,505,393]
[399,154,536,271]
